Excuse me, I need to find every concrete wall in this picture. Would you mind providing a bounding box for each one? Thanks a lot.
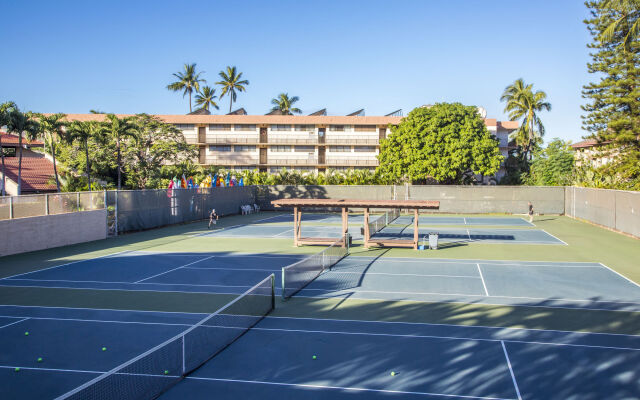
[0,209,107,257]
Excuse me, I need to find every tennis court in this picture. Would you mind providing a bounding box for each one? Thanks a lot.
[2,306,638,400]
[1,204,639,399]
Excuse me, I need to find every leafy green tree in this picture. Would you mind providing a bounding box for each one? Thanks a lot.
[500,79,551,159]
[216,66,249,113]
[65,121,105,191]
[167,63,206,113]
[583,0,640,190]
[37,113,66,192]
[103,114,137,189]
[377,103,503,184]
[123,114,197,189]
[0,101,17,196]
[523,139,575,186]
[194,86,219,112]
[6,108,40,195]
[270,93,302,115]
[600,0,640,51]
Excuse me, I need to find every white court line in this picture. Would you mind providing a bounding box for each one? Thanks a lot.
[0,283,252,297]
[243,326,640,352]
[0,365,104,374]
[328,271,481,279]
[0,250,131,281]
[464,217,468,225]
[0,317,29,329]
[0,314,195,328]
[501,342,523,400]
[540,229,569,246]
[598,263,640,290]
[477,264,489,296]
[264,315,640,338]
[347,256,605,267]
[519,217,535,227]
[185,376,514,400]
[466,229,472,240]
[134,255,217,283]
[296,288,640,308]
[133,251,303,260]
[0,304,208,316]
[272,228,294,237]
[5,277,257,289]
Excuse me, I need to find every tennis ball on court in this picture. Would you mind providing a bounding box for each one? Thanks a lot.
[164,370,169,375]
[390,371,396,376]
[24,332,29,336]
[14,368,20,372]
[102,347,107,351]
[312,355,317,360]
[37,357,43,363]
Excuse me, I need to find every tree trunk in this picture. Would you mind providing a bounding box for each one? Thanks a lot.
[17,131,23,195]
[85,138,91,192]
[0,136,5,196]
[189,91,192,113]
[51,139,60,192]
[229,94,233,113]
[117,137,121,190]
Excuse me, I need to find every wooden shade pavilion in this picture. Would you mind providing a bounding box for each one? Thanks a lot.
[271,199,440,250]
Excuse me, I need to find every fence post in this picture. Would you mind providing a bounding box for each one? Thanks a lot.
[9,196,13,219]
[76,192,80,211]
[114,190,119,235]
[45,193,49,215]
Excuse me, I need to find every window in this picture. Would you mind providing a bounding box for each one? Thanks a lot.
[329,146,351,152]
[354,125,376,132]
[354,146,376,152]
[1,147,16,157]
[175,124,195,130]
[294,125,315,131]
[270,145,291,152]
[329,125,345,131]
[209,145,231,152]
[234,145,256,152]
[234,124,256,131]
[270,124,291,131]
[209,124,231,131]
[294,146,315,152]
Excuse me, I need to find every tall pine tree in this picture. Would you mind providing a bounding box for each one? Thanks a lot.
[582,1,640,189]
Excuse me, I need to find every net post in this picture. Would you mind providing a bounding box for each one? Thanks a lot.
[181,335,186,375]
[9,196,13,219]
[281,267,287,300]
[271,273,276,309]
[45,193,49,215]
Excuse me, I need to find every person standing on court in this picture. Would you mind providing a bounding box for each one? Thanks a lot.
[528,201,534,223]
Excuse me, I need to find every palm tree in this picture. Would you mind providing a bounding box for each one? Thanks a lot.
[194,86,220,112]
[6,108,40,195]
[216,66,249,113]
[270,93,302,115]
[601,0,640,51]
[167,63,206,113]
[500,78,551,159]
[66,120,103,192]
[104,114,137,189]
[37,113,66,192]
[0,101,17,196]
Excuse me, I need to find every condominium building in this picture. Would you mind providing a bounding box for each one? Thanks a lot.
[61,111,518,178]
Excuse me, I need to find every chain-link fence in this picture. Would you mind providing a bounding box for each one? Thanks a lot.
[0,191,107,220]
[565,186,640,239]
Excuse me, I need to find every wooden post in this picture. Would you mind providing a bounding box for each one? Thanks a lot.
[341,207,348,248]
[413,208,419,250]
[363,207,370,248]
[297,207,302,244]
[293,206,299,246]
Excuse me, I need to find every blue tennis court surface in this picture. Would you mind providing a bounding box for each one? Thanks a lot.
[202,224,563,244]
[258,213,534,227]
[2,253,638,311]
[1,306,638,400]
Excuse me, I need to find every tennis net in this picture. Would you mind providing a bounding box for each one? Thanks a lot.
[367,208,401,235]
[282,237,349,299]
[55,274,275,400]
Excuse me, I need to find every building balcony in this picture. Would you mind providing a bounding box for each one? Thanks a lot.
[324,158,378,167]
[325,137,379,145]
[266,158,319,166]
[205,136,259,144]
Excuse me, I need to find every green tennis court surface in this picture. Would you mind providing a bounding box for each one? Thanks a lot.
[0,211,638,399]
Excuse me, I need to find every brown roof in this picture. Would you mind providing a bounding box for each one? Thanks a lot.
[571,139,611,149]
[0,133,44,147]
[55,113,517,129]
[272,198,440,209]
[1,155,57,192]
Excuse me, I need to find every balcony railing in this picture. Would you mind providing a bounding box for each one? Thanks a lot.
[266,158,319,166]
[324,159,379,166]
[205,136,259,144]
[325,138,379,145]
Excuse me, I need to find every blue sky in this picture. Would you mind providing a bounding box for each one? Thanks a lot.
[1,0,592,142]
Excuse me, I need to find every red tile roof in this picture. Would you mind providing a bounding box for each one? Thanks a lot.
[571,139,611,149]
[1,155,57,192]
[0,132,44,147]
